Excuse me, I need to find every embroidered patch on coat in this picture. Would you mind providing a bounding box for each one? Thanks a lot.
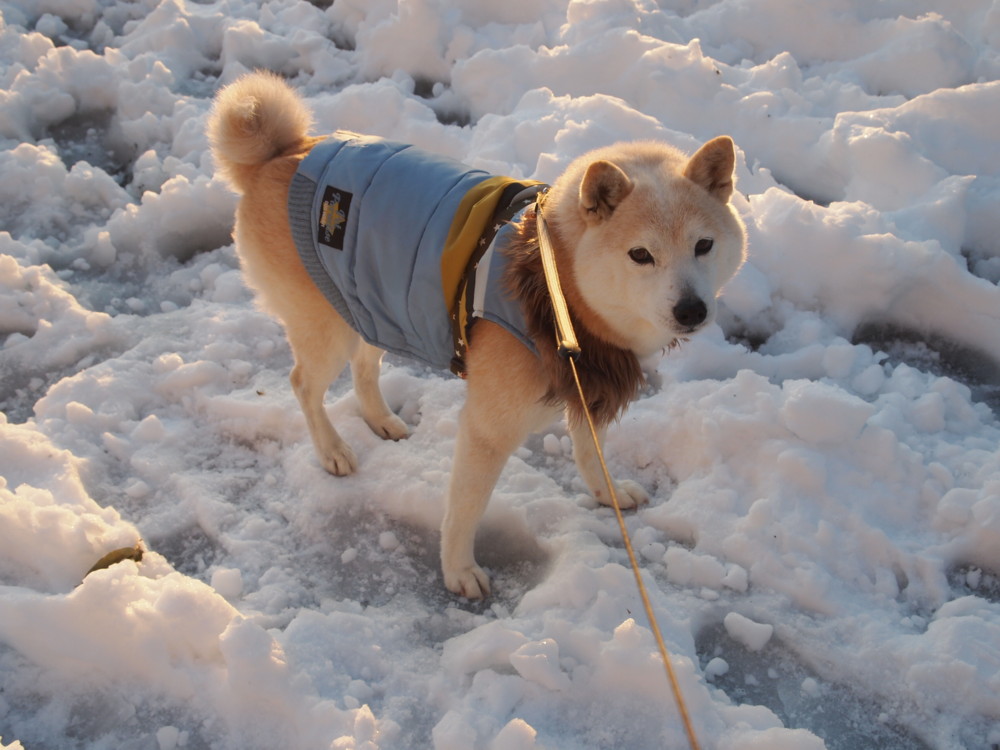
[318,185,352,250]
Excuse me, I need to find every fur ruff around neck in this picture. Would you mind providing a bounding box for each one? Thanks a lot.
[502,205,649,427]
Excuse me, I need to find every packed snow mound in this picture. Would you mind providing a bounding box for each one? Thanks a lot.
[1,1,999,749]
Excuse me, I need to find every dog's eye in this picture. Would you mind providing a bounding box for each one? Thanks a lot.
[695,238,714,256]
[628,247,654,265]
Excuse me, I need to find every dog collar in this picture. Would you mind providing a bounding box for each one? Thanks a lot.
[448,182,547,377]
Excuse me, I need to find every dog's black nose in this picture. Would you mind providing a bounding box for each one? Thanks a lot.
[673,296,707,329]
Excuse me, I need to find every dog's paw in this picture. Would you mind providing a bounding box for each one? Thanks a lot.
[319,442,358,476]
[444,564,491,599]
[616,479,650,509]
[370,413,409,441]
[595,479,649,510]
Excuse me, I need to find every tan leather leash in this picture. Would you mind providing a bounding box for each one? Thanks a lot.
[536,196,702,750]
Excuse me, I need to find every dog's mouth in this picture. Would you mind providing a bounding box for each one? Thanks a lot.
[631,304,709,354]
[664,311,709,338]
[686,318,715,335]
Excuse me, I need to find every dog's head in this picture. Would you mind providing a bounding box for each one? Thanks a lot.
[548,137,747,356]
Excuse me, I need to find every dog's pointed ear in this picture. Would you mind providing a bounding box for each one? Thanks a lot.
[685,136,736,202]
[579,160,634,223]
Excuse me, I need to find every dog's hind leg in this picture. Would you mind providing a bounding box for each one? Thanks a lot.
[350,341,409,441]
[286,314,361,476]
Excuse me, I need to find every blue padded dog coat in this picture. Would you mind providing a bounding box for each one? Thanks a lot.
[287,134,543,374]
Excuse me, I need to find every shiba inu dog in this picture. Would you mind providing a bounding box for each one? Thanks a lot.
[208,72,746,598]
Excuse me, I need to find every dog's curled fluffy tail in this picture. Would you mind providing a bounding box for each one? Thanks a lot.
[207,71,311,193]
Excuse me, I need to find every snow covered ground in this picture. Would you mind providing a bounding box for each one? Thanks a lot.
[1,0,999,748]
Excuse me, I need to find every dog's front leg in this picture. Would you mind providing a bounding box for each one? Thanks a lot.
[568,416,649,509]
[440,412,516,598]
[440,322,553,598]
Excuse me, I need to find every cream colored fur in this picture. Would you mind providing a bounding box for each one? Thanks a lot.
[208,72,746,598]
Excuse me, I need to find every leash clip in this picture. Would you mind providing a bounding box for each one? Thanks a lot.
[557,343,581,361]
